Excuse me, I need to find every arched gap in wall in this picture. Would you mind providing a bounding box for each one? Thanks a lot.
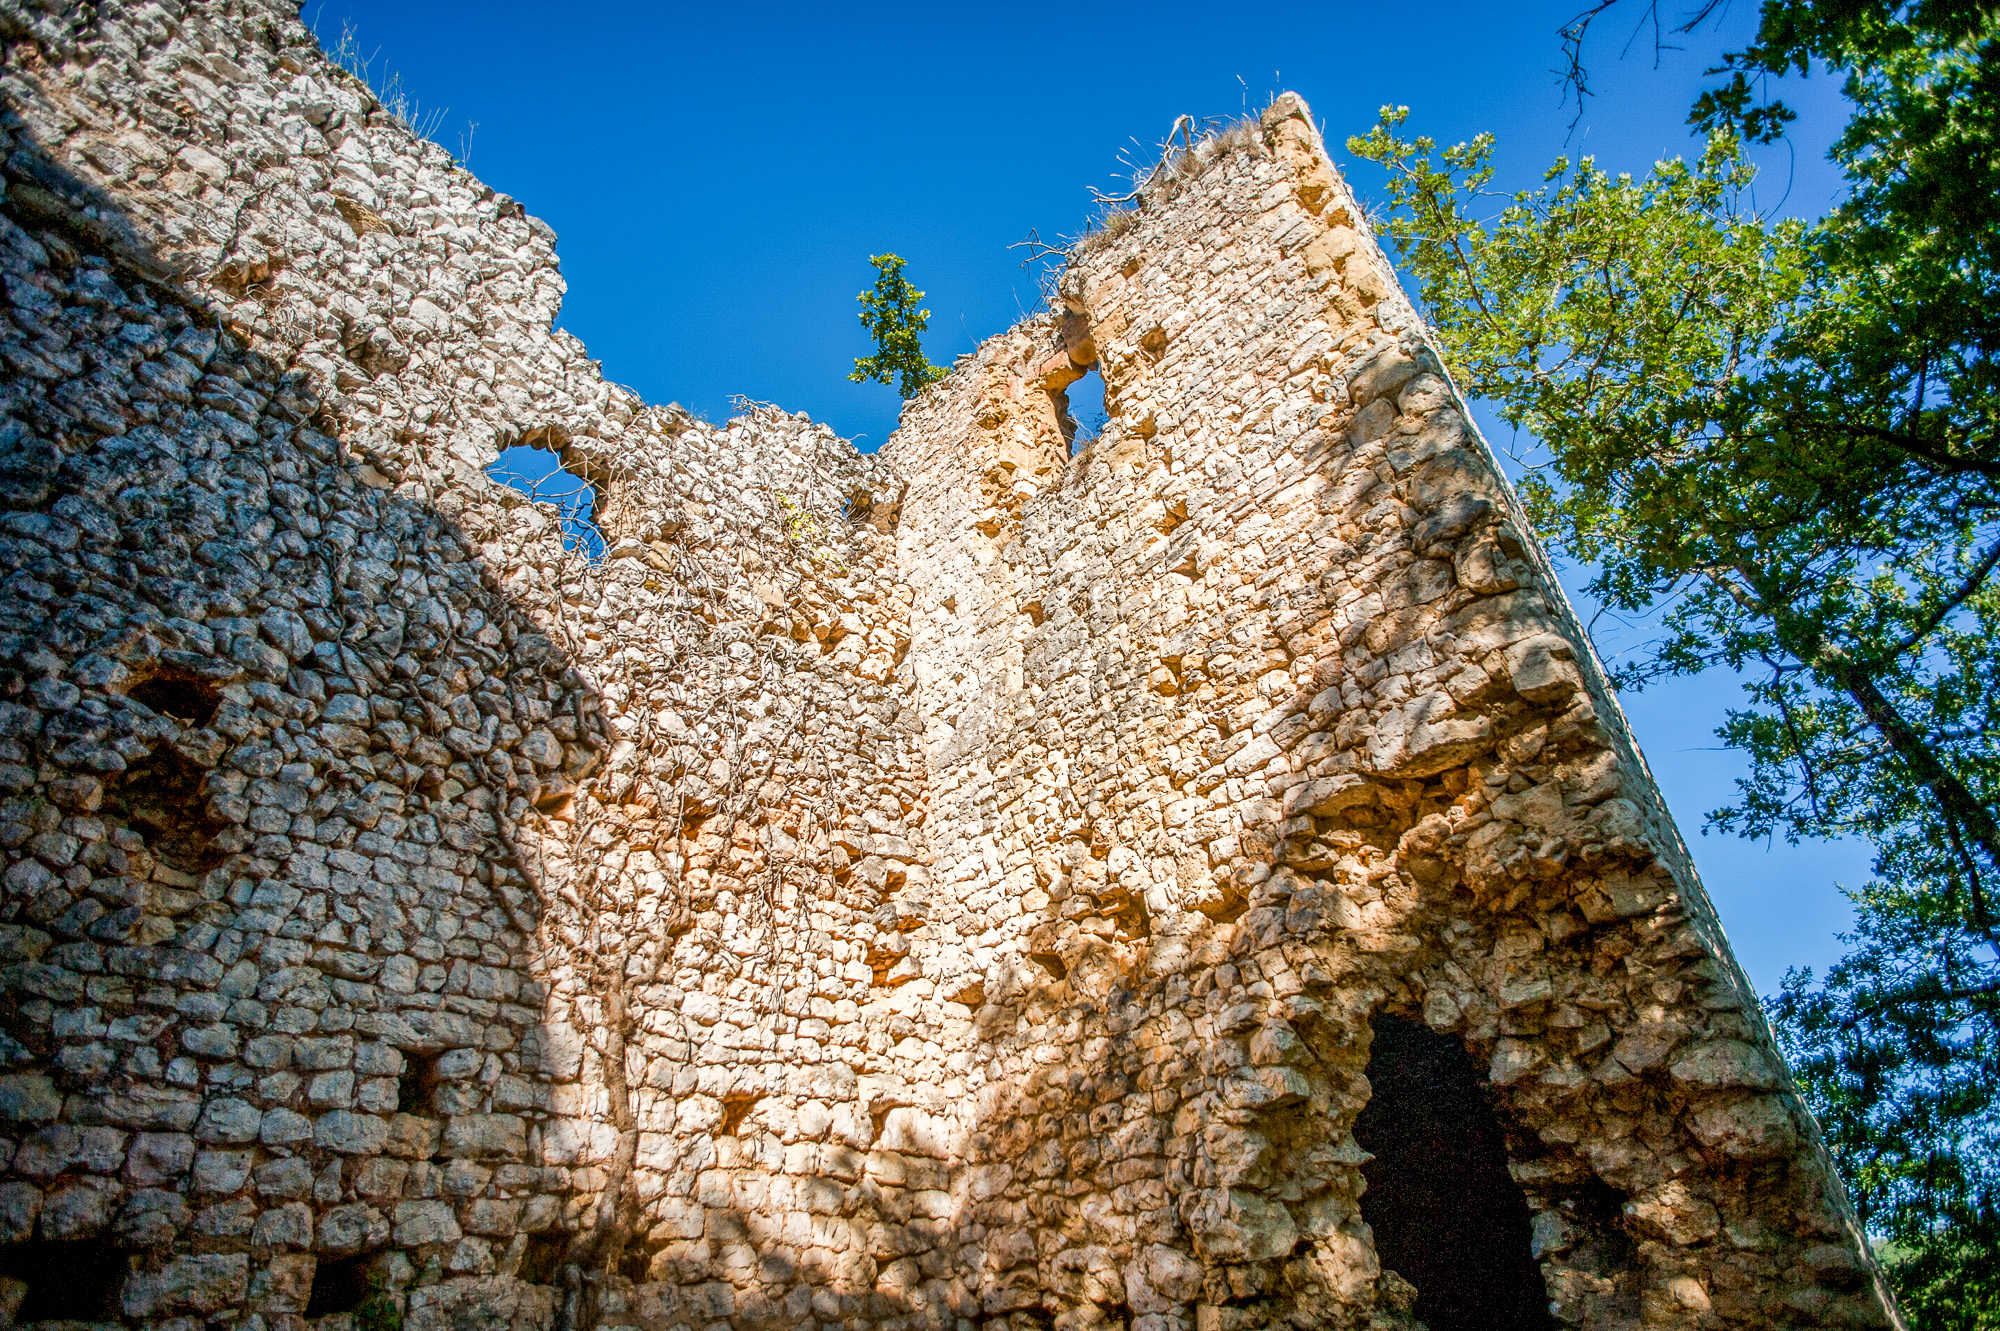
[1352,1014,1555,1331]
[1053,362,1106,455]
[488,433,605,559]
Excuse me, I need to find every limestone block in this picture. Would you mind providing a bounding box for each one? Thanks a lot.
[0,1074,62,1125]
[1502,632,1583,704]
[42,1177,117,1239]
[123,1253,250,1317]
[0,1183,40,1243]
[444,1114,528,1160]
[259,1108,313,1147]
[1670,1039,1786,1091]
[251,1201,314,1250]
[1685,1094,1800,1160]
[318,1202,392,1255]
[315,1110,390,1155]
[1624,1180,1721,1245]
[195,1097,263,1144]
[126,1132,197,1186]
[1186,1188,1297,1263]
[81,1084,201,1131]
[248,1253,316,1313]
[394,1199,464,1246]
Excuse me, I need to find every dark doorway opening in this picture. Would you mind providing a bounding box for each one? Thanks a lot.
[0,1240,130,1322]
[1352,1015,1554,1331]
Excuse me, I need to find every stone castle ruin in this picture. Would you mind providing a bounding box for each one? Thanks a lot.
[0,3,1902,1329]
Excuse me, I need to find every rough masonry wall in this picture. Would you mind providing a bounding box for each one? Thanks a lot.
[874,100,1899,1331]
[0,5,1901,1331]
[0,3,917,1329]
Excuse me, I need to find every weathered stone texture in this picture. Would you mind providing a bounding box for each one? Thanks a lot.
[0,4,1897,1330]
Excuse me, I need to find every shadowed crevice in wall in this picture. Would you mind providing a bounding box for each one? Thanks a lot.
[0,1238,131,1322]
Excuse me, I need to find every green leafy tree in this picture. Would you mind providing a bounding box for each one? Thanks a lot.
[849,253,946,398]
[1775,888,2000,1330]
[1348,1,2000,1318]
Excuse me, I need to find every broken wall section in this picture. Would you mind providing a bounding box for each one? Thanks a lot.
[877,94,1899,1331]
[0,2,930,1327]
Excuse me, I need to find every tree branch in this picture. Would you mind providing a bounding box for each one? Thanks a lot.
[1861,532,2000,668]
[1839,977,2000,1030]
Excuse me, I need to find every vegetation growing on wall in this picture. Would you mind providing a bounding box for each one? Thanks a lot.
[848,254,947,399]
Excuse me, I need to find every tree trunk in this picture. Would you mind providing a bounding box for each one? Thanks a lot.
[1748,568,2000,898]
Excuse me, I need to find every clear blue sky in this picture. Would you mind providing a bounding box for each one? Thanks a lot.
[310,0,1867,996]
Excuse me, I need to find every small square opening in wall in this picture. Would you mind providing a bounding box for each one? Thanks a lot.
[618,1240,657,1284]
[488,443,604,559]
[397,1052,442,1114]
[0,1240,131,1322]
[305,1251,399,1321]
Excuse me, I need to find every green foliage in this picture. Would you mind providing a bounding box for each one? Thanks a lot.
[1775,886,2000,1330]
[1345,107,2000,881]
[354,1275,403,1331]
[775,492,845,570]
[849,254,947,399]
[1349,3,2000,1318]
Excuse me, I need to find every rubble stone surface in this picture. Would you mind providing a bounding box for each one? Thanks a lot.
[0,3,1899,1329]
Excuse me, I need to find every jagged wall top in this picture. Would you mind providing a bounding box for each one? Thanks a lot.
[0,7,1901,1331]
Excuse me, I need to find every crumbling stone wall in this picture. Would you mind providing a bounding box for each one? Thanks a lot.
[0,2,911,1326]
[874,97,1899,1331]
[0,4,1901,1331]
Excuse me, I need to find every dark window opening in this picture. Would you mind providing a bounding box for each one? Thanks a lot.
[489,444,604,560]
[1054,364,1107,455]
[123,669,220,727]
[397,1052,442,1114]
[305,1251,388,1319]
[0,1240,130,1322]
[1352,1015,1554,1331]
[517,1231,567,1286]
[106,748,224,875]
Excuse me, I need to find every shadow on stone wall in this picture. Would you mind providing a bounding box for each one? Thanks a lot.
[0,107,620,1323]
